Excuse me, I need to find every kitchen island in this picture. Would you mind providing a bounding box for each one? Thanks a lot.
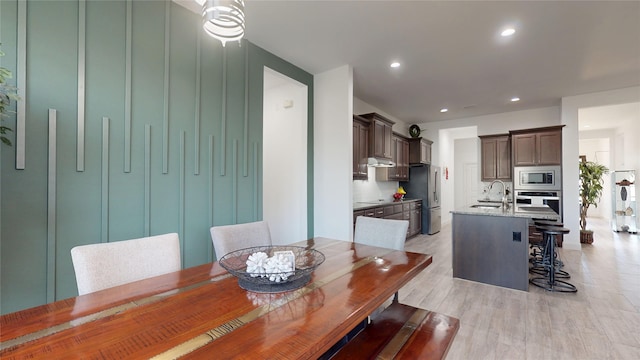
[451,203,559,291]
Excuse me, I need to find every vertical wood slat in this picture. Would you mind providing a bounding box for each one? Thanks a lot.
[76,0,86,172]
[124,0,133,173]
[47,109,57,302]
[15,0,27,169]
[179,131,186,265]
[220,47,227,176]
[144,125,151,236]
[194,27,201,175]
[243,41,249,177]
[101,117,110,243]
[162,0,171,174]
[253,142,258,220]
[232,139,238,223]
[208,135,214,260]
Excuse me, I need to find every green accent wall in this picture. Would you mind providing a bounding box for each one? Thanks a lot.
[0,0,314,314]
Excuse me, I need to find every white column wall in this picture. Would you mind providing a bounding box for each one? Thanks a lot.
[314,65,353,241]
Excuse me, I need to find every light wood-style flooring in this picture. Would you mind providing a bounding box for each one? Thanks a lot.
[400,217,640,359]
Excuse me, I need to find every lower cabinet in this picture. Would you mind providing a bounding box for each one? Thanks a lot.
[354,200,422,239]
[409,201,422,237]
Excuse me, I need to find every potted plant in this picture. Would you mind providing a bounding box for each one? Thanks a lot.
[579,159,609,243]
[1,45,18,146]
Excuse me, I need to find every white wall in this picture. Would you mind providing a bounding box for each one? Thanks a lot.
[579,136,612,219]
[263,68,308,245]
[437,126,477,224]
[314,65,353,241]
[562,86,640,249]
[454,138,479,211]
[616,112,640,173]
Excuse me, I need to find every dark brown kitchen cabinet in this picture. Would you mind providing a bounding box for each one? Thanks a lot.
[479,134,511,181]
[510,126,564,166]
[353,115,370,180]
[398,136,409,180]
[408,201,422,237]
[408,137,432,165]
[376,133,409,182]
[359,113,395,160]
[391,134,410,180]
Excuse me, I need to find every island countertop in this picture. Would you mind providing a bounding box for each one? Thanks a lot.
[451,203,560,220]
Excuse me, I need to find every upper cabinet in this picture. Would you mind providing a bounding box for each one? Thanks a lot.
[376,133,409,181]
[409,137,432,165]
[359,113,395,160]
[510,126,564,166]
[479,134,511,181]
[353,115,370,180]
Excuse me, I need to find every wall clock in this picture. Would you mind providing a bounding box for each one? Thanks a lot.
[409,124,421,138]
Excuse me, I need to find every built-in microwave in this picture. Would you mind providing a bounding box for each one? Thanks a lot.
[514,166,561,190]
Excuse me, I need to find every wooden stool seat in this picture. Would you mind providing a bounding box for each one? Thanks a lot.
[329,302,459,360]
[534,225,570,235]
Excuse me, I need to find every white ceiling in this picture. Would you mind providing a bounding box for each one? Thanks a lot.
[177,0,640,125]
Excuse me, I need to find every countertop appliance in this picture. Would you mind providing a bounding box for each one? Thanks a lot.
[401,165,441,234]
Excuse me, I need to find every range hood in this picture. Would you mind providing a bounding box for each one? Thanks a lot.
[367,157,396,167]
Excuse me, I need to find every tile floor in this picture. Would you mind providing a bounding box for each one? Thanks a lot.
[399,217,640,359]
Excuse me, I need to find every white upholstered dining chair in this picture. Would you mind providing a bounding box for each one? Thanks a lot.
[354,215,409,308]
[354,216,409,251]
[210,221,272,260]
[70,233,181,295]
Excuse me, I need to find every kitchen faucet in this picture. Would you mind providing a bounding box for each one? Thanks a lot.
[489,180,509,209]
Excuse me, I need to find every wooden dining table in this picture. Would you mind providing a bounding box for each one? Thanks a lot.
[1,237,432,359]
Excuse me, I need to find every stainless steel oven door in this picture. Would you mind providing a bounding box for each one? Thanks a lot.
[515,190,562,217]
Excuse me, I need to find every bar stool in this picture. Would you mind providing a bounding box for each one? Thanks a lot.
[529,225,577,293]
[530,220,568,277]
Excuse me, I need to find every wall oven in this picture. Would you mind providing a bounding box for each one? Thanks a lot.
[514,166,561,191]
[515,190,562,217]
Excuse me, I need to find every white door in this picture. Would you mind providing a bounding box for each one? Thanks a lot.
[464,163,479,207]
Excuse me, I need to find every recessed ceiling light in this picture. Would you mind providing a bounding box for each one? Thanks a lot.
[584,125,591,128]
[390,62,400,68]
[440,108,448,113]
[510,97,520,102]
[501,28,516,37]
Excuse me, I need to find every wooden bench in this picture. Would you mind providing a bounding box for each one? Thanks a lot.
[329,301,460,360]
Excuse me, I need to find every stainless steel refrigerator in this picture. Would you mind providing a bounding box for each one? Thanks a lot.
[401,165,441,234]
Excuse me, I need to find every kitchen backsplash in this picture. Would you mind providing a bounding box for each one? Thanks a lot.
[479,181,513,202]
[353,167,399,202]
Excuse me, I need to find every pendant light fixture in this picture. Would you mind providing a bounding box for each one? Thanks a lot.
[197,0,245,46]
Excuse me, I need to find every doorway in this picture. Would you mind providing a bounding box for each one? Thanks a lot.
[578,101,640,231]
[263,67,308,245]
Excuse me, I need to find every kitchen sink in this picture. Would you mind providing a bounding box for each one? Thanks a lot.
[470,204,501,209]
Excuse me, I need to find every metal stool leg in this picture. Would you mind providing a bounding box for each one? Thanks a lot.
[529,225,577,293]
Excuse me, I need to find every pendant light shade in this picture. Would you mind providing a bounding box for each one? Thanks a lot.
[201,0,245,46]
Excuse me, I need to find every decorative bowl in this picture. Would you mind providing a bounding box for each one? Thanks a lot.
[219,246,325,293]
